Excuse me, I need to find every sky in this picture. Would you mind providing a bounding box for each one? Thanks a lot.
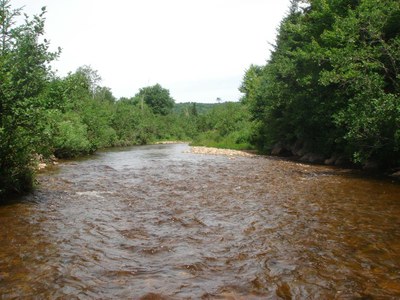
[11,0,291,103]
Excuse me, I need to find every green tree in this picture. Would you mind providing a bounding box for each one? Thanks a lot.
[135,84,175,115]
[0,2,59,196]
[317,0,400,165]
[112,100,140,145]
[242,0,400,167]
[192,102,253,150]
[94,86,115,103]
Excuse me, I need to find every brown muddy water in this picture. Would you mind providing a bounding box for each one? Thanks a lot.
[1,143,400,299]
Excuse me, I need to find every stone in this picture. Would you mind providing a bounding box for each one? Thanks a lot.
[271,142,292,157]
[290,140,304,156]
[324,156,337,165]
[300,153,324,164]
[363,160,381,170]
[38,163,47,170]
[391,171,400,177]
[308,153,324,164]
[334,156,348,166]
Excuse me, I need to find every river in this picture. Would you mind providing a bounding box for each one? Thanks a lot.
[1,143,400,299]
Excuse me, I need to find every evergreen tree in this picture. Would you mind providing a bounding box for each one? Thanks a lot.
[242,0,400,167]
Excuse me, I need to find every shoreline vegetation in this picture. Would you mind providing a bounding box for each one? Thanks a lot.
[240,0,400,173]
[1,0,400,197]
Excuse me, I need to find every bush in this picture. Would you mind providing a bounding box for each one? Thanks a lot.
[191,102,254,150]
[52,112,92,158]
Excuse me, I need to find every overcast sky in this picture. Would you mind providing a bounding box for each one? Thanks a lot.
[11,0,291,103]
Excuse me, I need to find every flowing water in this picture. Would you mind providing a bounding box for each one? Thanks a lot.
[1,143,400,299]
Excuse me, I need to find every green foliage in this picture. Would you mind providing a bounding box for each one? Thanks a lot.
[8,0,400,198]
[173,102,216,115]
[317,0,400,165]
[242,0,400,167]
[80,98,117,150]
[51,111,92,158]
[112,100,140,145]
[0,1,59,196]
[191,102,254,150]
[134,84,175,115]
[35,67,117,157]
[0,2,248,197]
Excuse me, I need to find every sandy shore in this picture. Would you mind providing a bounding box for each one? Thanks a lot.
[189,146,257,157]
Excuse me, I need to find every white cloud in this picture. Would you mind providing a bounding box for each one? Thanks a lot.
[11,0,291,102]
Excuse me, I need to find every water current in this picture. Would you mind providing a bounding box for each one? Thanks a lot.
[1,143,400,299]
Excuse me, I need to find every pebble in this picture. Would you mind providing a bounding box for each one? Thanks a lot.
[188,146,257,157]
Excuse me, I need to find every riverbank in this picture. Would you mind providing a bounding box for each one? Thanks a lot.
[156,141,258,157]
[188,146,257,157]
[188,144,400,178]
[36,141,400,179]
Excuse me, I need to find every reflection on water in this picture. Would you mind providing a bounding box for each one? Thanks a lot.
[1,143,400,299]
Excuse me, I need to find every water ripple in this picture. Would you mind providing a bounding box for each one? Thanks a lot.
[1,144,400,299]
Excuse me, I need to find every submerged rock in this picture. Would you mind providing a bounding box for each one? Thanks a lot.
[300,153,324,164]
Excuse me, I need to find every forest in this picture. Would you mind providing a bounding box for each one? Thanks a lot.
[1,0,399,197]
[241,0,400,168]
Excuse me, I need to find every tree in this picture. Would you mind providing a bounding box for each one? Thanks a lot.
[0,2,59,195]
[94,86,115,103]
[316,0,400,165]
[192,102,254,150]
[46,67,118,156]
[135,84,175,115]
[0,0,21,54]
[75,65,102,97]
[241,0,400,167]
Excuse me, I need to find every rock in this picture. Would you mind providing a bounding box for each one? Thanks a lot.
[363,160,381,170]
[271,142,292,157]
[189,146,256,157]
[309,153,324,164]
[334,156,348,166]
[391,171,400,177]
[270,142,283,155]
[290,140,304,157]
[296,146,308,157]
[300,153,324,164]
[324,156,337,165]
[37,163,47,170]
[299,154,310,162]
[325,153,347,165]
[156,140,186,145]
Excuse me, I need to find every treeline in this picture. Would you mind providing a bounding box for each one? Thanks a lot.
[40,75,198,158]
[0,60,198,195]
[241,0,400,168]
[191,102,253,150]
[0,0,252,197]
[2,0,399,196]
